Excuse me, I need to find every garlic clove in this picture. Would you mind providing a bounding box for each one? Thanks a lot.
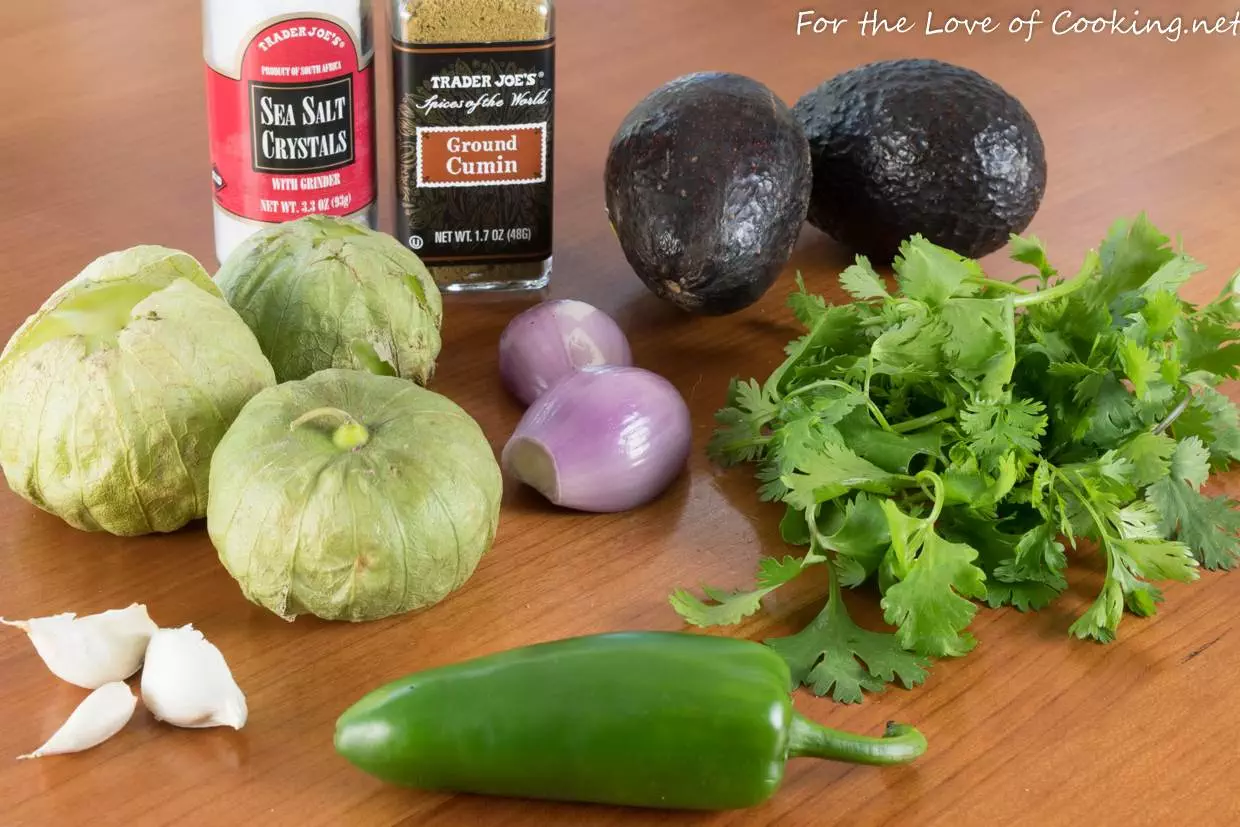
[140,625,247,730]
[0,603,159,689]
[18,681,137,759]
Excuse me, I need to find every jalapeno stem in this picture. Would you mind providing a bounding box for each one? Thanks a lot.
[786,712,927,766]
[289,406,370,451]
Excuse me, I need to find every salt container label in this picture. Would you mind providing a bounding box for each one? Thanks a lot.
[206,18,374,223]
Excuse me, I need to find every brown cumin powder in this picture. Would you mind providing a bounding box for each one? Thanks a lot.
[398,0,550,43]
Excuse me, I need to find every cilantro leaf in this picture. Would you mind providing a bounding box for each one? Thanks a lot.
[989,523,1069,611]
[1009,234,1057,284]
[1180,310,1240,380]
[1173,387,1240,469]
[942,452,1018,514]
[839,256,889,301]
[1140,290,1183,339]
[1171,492,1240,571]
[1058,442,1204,641]
[773,301,868,389]
[1092,449,1138,488]
[1142,253,1205,295]
[836,412,944,474]
[819,493,891,587]
[1045,360,1105,399]
[766,591,928,704]
[1120,538,1199,585]
[869,314,945,376]
[793,302,869,355]
[1117,432,1175,487]
[938,298,1017,396]
[788,272,828,328]
[1187,344,1240,379]
[1091,213,1176,306]
[1105,539,1198,621]
[1081,377,1143,449]
[756,400,861,502]
[669,556,808,627]
[881,531,988,658]
[1038,246,1106,313]
[780,443,906,509]
[959,397,1047,468]
[1069,579,1124,643]
[893,235,983,305]
[707,378,778,466]
[1112,500,1166,540]
[1118,338,1160,399]
[877,498,925,582]
[1148,431,1240,570]
[781,387,868,429]
[1169,435,1211,489]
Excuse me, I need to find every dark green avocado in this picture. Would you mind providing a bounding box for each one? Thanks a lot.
[794,59,1047,263]
[604,72,811,315]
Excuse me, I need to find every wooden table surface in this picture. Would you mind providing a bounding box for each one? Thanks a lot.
[3,1,1239,824]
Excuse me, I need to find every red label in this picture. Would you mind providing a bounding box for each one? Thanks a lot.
[206,18,374,223]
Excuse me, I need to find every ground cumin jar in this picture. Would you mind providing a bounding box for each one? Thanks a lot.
[389,0,555,292]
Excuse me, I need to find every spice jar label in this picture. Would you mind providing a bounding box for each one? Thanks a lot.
[416,125,547,188]
[206,18,375,225]
[393,39,554,266]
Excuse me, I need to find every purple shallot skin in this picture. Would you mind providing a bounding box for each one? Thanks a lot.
[498,300,633,406]
[501,366,692,513]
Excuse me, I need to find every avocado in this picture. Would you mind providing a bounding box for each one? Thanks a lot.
[794,59,1047,263]
[604,72,811,315]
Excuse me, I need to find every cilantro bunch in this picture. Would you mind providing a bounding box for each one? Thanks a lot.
[671,216,1240,703]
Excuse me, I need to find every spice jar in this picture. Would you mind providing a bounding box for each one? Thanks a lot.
[390,0,555,292]
[203,0,378,264]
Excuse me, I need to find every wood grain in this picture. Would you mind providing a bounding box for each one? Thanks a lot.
[2,1,1239,825]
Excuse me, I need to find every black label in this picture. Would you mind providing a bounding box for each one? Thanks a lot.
[249,76,355,174]
[392,39,554,265]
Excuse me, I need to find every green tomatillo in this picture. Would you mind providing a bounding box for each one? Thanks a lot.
[206,369,503,622]
[213,215,444,384]
[0,245,276,535]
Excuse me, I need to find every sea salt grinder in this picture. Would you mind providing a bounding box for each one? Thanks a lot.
[203,0,378,264]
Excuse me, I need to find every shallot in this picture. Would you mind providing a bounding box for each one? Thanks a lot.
[498,299,633,406]
[0,603,158,689]
[502,365,691,512]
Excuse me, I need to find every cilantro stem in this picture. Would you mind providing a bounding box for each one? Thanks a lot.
[863,355,877,420]
[803,506,831,566]
[1011,251,1099,308]
[783,379,893,432]
[806,511,851,619]
[973,278,1031,295]
[892,406,956,433]
[1052,469,1117,581]
[914,471,947,526]
[1152,392,1193,435]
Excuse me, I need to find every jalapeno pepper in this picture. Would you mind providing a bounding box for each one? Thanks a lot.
[334,631,927,811]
